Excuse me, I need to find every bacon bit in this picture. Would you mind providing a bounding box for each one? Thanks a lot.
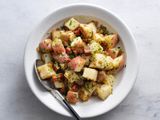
[52,74,57,81]
[100,42,108,50]
[58,73,63,79]
[73,28,81,36]
[66,47,72,54]
[52,65,58,72]
[71,84,79,92]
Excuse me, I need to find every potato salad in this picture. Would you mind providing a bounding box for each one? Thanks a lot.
[36,18,125,104]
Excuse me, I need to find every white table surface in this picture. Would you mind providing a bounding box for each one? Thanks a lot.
[0,0,160,120]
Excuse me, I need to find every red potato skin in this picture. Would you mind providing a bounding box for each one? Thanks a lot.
[97,71,107,83]
[52,43,66,54]
[71,41,86,54]
[118,54,125,71]
[73,28,81,36]
[110,34,119,48]
[107,49,119,59]
[72,48,84,55]
[68,56,86,71]
[66,91,78,104]
[107,49,116,59]
[39,39,52,52]
[52,53,71,63]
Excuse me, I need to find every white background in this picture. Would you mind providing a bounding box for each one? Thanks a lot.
[0,0,160,120]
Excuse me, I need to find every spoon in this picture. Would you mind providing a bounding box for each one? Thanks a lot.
[35,59,81,120]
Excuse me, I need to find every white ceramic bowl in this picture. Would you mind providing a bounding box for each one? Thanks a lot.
[24,3,138,118]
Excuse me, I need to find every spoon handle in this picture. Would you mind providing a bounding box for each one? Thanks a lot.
[50,90,81,120]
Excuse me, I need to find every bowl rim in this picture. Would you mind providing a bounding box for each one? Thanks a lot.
[24,3,139,118]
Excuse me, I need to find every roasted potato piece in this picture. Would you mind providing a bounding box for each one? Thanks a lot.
[52,30,61,39]
[70,37,85,54]
[92,33,105,43]
[96,84,112,100]
[113,54,125,71]
[39,39,52,53]
[65,18,80,31]
[79,24,93,39]
[97,71,115,86]
[88,41,103,54]
[79,88,91,101]
[90,53,113,70]
[82,67,98,81]
[84,81,97,94]
[104,34,119,48]
[64,70,80,83]
[68,56,86,72]
[97,71,107,83]
[52,38,66,54]
[66,91,79,104]
[37,63,56,79]
[107,47,122,59]
[103,74,115,86]
[87,22,97,33]
[60,31,76,46]
[52,53,70,63]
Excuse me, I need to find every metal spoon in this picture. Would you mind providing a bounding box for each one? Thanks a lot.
[35,59,81,120]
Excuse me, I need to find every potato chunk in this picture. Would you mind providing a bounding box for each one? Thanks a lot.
[87,22,97,33]
[88,41,103,54]
[103,74,115,86]
[113,54,125,71]
[52,38,66,54]
[90,53,113,70]
[68,56,86,72]
[65,18,80,31]
[52,30,61,39]
[97,71,115,86]
[96,84,112,100]
[79,88,91,101]
[60,31,76,46]
[107,47,122,59]
[70,37,85,48]
[52,53,70,63]
[104,34,119,48]
[79,24,93,39]
[97,71,107,83]
[82,68,98,81]
[39,39,52,53]
[52,30,76,46]
[89,53,107,69]
[92,33,105,43]
[105,56,114,70]
[64,70,80,83]
[37,63,56,79]
[70,37,85,54]
[66,91,79,104]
